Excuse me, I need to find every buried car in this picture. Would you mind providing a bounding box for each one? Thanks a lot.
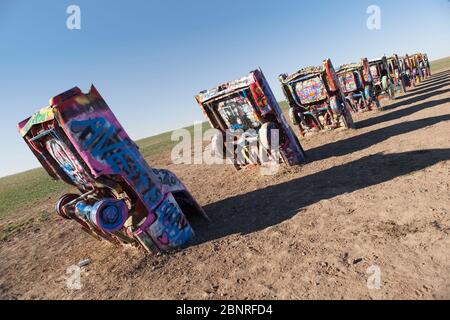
[399,54,416,90]
[413,53,431,80]
[387,54,407,93]
[423,53,431,78]
[369,56,397,100]
[336,58,380,113]
[195,69,306,169]
[279,58,355,137]
[405,53,422,84]
[18,86,208,253]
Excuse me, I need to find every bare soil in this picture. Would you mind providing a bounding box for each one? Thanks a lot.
[1,70,450,300]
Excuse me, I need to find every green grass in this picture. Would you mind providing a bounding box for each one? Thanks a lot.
[1,56,449,221]
[0,216,36,241]
[137,122,211,158]
[430,56,450,73]
[0,210,51,241]
[0,169,67,219]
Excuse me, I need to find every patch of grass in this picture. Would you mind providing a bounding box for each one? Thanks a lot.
[0,169,67,219]
[0,216,36,241]
[278,100,289,112]
[137,122,211,158]
[430,56,450,73]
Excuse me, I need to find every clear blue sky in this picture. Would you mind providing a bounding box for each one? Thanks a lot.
[0,0,449,177]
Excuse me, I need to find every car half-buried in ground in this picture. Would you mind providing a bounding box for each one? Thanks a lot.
[18,86,208,253]
[336,58,380,113]
[369,56,397,100]
[279,58,355,137]
[195,69,306,170]
[387,54,407,94]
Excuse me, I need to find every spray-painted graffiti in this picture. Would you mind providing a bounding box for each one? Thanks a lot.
[279,59,355,136]
[45,139,91,187]
[294,76,327,104]
[69,116,193,249]
[216,95,260,132]
[18,86,203,253]
[338,72,358,93]
[19,107,54,137]
[152,169,183,191]
[148,193,193,247]
[70,117,163,210]
[196,70,306,169]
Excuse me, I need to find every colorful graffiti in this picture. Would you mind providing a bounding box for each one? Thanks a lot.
[196,69,306,168]
[216,95,260,132]
[148,193,193,247]
[70,117,164,210]
[18,86,202,253]
[69,116,194,249]
[338,72,358,93]
[294,77,327,104]
[279,58,355,136]
[19,106,54,137]
[45,139,91,187]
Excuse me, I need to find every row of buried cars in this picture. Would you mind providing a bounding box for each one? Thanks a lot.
[17,53,431,253]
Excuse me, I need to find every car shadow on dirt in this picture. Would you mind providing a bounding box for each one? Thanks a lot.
[357,96,450,129]
[418,71,450,84]
[382,85,449,111]
[400,80,450,100]
[422,69,450,81]
[423,69,450,81]
[309,109,450,162]
[195,148,450,245]
[355,72,450,129]
[386,71,450,99]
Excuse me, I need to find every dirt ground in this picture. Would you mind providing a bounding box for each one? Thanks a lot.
[1,70,450,300]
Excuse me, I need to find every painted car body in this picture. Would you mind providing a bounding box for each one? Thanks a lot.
[387,54,407,93]
[412,53,431,80]
[336,58,380,113]
[423,53,431,78]
[195,69,306,169]
[398,54,416,89]
[368,56,397,100]
[18,86,207,253]
[405,53,423,84]
[279,58,355,137]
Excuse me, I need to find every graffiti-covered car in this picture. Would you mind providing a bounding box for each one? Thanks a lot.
[387,54,407,93]
[195,69,306,169]
[18,86,208,253]
[279,59,355,137]
[336,58,380,113]
[413,53,430,79]
[399,54,416,90]
[369,56,397,100]
[423,53,431,78]
[405,53,422,84]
